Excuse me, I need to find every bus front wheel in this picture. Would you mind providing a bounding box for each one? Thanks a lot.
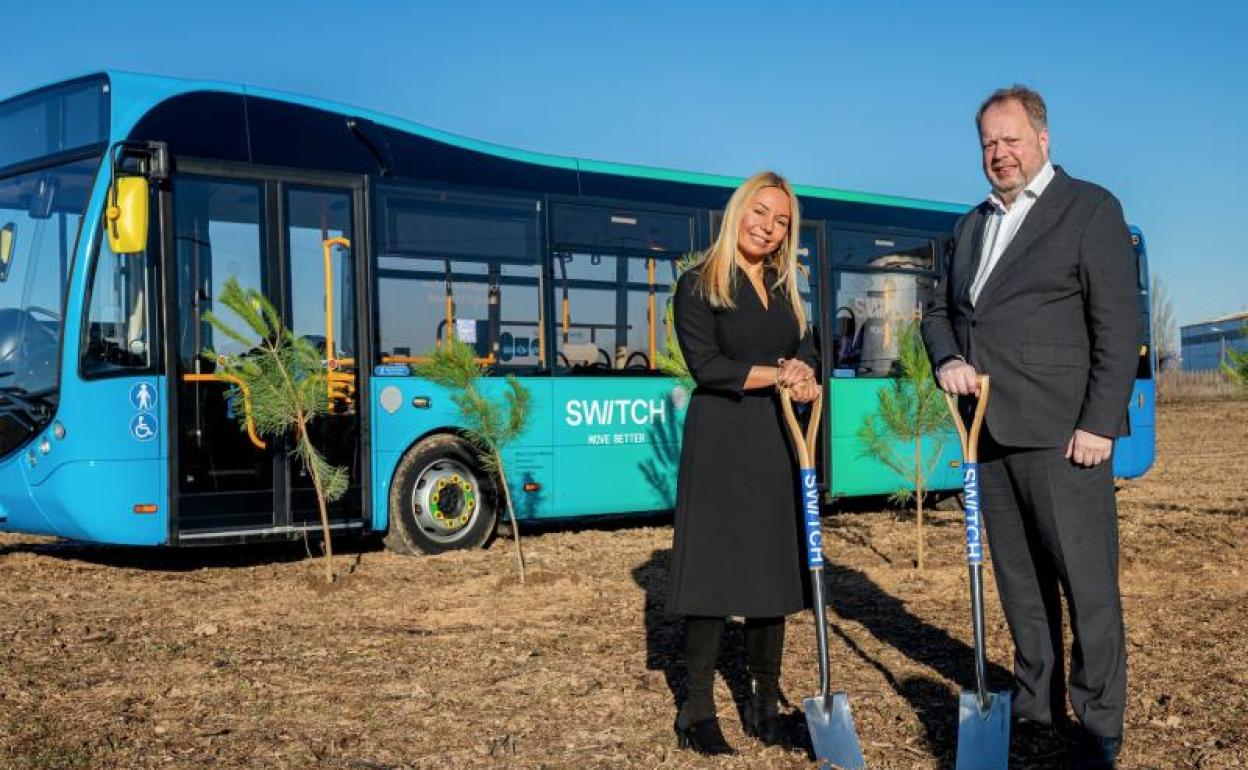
[384,434,498,555]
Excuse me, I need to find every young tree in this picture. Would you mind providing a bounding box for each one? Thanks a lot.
[204,278,348,585]
[417,337,533,583]
[857,321,950,571]
[1150,271,1179,373]
[1222,320,1248,390]
[653,253,699,389]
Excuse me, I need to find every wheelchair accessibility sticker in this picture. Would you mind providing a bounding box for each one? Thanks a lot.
[130,413,158,442]
[129,382,157,412]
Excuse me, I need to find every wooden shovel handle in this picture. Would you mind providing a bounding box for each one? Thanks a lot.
[779,387,823,470]
[943,375,991,463]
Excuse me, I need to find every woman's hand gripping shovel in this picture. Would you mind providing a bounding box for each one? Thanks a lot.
[943,376,1011,770]
[780,388,867,770]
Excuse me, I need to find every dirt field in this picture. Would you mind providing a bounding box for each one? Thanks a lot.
[1,399,1245,770]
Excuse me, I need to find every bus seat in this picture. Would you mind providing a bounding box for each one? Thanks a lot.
[562,342,600,366]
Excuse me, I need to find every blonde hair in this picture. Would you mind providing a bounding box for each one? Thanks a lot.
[696,171,806,334]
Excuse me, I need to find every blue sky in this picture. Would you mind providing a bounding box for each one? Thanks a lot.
[3,0,1243,328]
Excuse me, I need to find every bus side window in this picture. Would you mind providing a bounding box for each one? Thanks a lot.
[797,223,820,325]
[550,202,695,375]
[623,254,678,372]
[373,184,543,371]
[555,252,617,371]
[81,232,153,375]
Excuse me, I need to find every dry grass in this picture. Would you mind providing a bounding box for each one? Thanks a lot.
[1157,369,1246,403]
[0,401,1245,769]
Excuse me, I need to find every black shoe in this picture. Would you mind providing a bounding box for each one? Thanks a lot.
[1014,715,1064,734]
[1066,730,1120,770]
[1012,716,1066,754]
[675,717,735,755]
[743,701,788,747]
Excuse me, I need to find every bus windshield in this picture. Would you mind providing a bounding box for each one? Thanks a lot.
[0,155,99,458]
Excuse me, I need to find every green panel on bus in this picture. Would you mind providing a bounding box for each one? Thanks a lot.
[827,378,963,498]
[550,376,689,517]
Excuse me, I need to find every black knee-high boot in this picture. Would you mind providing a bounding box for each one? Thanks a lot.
[744,616,787,745]
[675,616,733,755]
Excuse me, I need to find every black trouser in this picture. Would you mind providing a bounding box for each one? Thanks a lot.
[979,429,1126,738]
[678,615,785,727]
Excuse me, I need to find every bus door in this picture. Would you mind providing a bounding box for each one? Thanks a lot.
[169,172,366,539]
[283,185,365,528]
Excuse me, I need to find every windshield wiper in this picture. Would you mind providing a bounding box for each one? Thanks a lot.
[0,378,55,431]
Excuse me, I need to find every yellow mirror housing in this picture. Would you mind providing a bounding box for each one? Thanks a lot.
[106,176,149,254]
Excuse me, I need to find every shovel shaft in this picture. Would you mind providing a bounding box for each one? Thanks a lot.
[944,378,996,715]
[781,392,834,708]
[811,565,832,704]
[961,462,984,566]
[782,391,867,769]
[799,466,832,703]
[969,563,990,711]
[800,467,823,569]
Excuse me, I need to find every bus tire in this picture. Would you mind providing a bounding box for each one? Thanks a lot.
[385,434,498,555]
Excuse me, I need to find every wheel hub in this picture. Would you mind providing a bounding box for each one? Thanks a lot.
[412,460,480,542]
[429,476,475,529]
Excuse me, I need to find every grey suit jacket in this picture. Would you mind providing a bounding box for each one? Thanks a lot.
[922,167,1140,448]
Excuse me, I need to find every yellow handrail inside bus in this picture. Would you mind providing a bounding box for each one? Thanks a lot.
[537,309,546,364]
[444,294,454,347]
[183,373,266,449]
[322,236,355,407]
[322,237,350,363]
[435,259,454,350]
[647,257,657,370]
[380,351,497,367]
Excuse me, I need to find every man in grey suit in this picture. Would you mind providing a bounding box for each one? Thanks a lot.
[922,85,1140,770]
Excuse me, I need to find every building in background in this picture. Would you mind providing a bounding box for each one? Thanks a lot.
[1181,311,1248,371]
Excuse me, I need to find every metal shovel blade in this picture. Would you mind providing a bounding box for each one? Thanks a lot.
[804,691,867,769]
[954,689,1011,770]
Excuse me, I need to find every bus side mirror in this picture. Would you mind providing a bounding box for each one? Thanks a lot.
[0,223,14,283]
[106,176,149,254]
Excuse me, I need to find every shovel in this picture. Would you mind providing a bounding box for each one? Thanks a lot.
[943,376,1011,770]
[779,389,867,770]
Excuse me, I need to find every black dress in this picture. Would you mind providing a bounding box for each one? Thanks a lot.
[667,266,819,618]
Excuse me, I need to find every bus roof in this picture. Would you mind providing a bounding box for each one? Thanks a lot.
[8,70,969,215]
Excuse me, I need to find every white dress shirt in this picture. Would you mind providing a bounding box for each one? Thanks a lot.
[969,161,1055,305]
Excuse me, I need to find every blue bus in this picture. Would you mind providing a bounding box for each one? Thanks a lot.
[1114,227,1155,479]
[0,72,1154,553]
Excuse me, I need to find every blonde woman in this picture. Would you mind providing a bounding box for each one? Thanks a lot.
[667,171,821,755]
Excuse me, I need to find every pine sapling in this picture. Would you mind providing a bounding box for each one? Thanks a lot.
[417,337,532,583]
[857,321,950,571]
[1223,320,1248,390]
[204,277,348,584]
[653,253,700,390]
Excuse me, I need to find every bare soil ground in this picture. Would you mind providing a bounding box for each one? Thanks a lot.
[1,400,1245,770]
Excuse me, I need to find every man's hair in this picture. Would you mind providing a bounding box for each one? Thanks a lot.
[976,85,1048,132]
